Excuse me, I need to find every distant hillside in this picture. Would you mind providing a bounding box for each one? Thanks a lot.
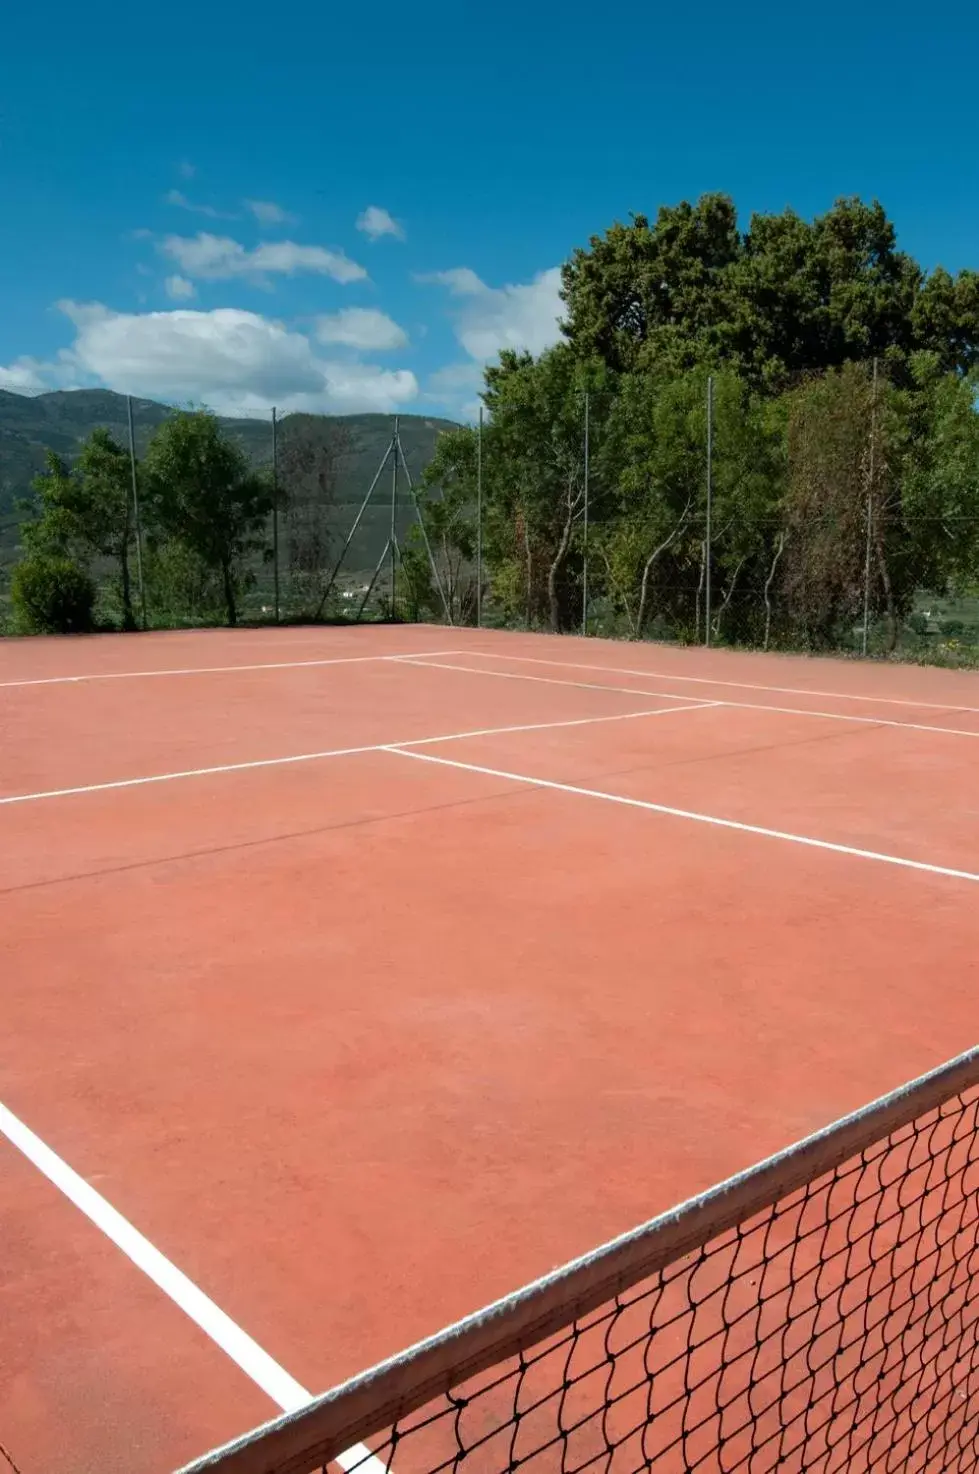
[0,388,459,576]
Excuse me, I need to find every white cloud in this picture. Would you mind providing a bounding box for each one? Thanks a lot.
[164,189,235,221]
[54,301,418,417]
[164,275,196,301]
[356,205,405,241]
[422,265,564,362]
[160,231,367,285]
[0,357,49,394]
[245,199,296,226]
[178,160,196,179]
[418,267,485,296]
[315,307,408,351]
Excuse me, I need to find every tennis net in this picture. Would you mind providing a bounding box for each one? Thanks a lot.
[178,1046,979,1474]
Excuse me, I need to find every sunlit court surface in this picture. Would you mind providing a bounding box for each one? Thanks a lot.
[2,622,979,1474]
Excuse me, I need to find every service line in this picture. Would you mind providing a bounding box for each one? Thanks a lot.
[0,700,714,807]
[387,747,979,886]
[397,657,979,740]
[455,649,979,716]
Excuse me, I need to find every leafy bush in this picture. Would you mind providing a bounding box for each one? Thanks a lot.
[11,553,96,634]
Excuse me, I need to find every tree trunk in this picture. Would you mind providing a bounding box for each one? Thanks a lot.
[222,559,237,626]
[547,500,576,634]
[635,504,691,638]
[712,555,746,643]
[763,532,786,652]
[694,540,706,641]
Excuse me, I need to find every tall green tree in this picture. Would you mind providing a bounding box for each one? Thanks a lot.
[22,431,140,628]
[482,345,608,631]
[597,366,783,641]
[562,194,979,392]
[143,411,272,626]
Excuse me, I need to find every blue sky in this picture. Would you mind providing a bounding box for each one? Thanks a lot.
[1,0,976,422]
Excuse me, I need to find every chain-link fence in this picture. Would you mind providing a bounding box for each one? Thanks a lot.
[2,374,978,665]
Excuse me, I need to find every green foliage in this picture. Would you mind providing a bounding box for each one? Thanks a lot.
[143,411,273,626]
[11,552,96,634]
[19,432,140,628]
[562,195,979,392]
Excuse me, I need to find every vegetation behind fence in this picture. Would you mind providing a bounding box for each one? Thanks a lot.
[2,192,978,662]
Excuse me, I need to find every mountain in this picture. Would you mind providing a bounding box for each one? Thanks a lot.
[0,388,460,578]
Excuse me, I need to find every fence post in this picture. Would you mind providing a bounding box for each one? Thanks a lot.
[272,406,280,624]
[476,407,483,629]
[390,416,399,617]
[861,358,879,658]
[705,375,713,648]
[582,391,590,637]
[126,395,147,630]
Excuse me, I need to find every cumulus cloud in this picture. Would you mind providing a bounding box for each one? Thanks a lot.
[54,301,418,417]
[421,265,564,361]
[315,307,408,351]
[245,199,296,226]
[164,274,196,301]
[164,189,235,220]
[160,231,367,285]
[356,205,404,241]
[0,357,50,394]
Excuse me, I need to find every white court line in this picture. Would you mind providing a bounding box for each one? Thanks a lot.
[461,650,979,716]
[0,1100,385,1472]
[0,702,712,807]
[388,748,979,886]
[398,658,979,741]
[0,649,467,690]
[394,656,691,702]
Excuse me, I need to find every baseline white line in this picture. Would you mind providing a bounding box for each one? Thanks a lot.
[0,703,713,807]
[387,748,979,886]
[0,649,468,691]
[461,650,979,715]
[399,657,979,740]
[0,1101,385,1472]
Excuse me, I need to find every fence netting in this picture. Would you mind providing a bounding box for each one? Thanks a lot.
[180,1049,979,1474]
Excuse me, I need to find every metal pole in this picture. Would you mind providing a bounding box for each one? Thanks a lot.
[476,407,483,629]
[861,358,879,658]
[705,376,713,648]
[582,392,590,637]
[312,444,393,620]
[271,406,280,624]
[126,396,147,630]
[390,417,399,618]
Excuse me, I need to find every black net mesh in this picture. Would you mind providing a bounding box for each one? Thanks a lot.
[338,1085,979,1474]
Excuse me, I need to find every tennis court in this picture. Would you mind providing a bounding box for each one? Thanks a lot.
[2,623,978,1473]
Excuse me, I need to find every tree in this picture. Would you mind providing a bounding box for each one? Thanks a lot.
[21,433,140,628]
[561,196,741,375]
[11,552,96,634]
[482,346,608,631]
[562,194,979,393]
[781,363,910,650]
[597,366,783,641]
[143,412,272,626]
[901,355,979,594]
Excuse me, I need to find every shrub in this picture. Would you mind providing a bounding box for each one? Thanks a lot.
[11,553,96,634]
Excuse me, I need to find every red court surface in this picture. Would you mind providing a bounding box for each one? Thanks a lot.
[2,624,978,1473]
